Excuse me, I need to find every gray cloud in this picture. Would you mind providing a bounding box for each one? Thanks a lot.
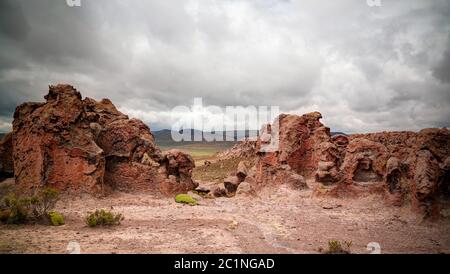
[0,0,449,133]
[433,48,450,84]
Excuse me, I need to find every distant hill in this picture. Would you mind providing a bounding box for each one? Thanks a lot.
[154,129,347,147]
[1,130,347,145]
[153,129,258,147]
[331,132,348,136]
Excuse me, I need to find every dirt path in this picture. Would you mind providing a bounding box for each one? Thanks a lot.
[1,184,449,254]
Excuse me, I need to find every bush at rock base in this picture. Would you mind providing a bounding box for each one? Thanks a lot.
[0,194,31,224]
[30,188,60,220]
[0,187,61,225]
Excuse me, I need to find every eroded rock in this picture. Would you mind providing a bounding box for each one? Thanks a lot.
[10,84,196,196]
[221,110,450,217]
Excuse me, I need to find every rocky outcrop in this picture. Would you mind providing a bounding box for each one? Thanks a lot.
[159,149,197,194]
[347,129,450,216]
[253,112,330,187]
[315,141,341,184]
[227,110,449,217]
[341,138,389,185]
[216,138,258,160]
[9,84,195,196]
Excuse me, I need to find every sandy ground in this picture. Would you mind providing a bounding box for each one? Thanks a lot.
[1,182,449,254]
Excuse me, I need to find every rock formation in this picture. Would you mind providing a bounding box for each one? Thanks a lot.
[216,138,257,160]
[224,111,449,218]
[1,84,449,218]
[348,129,450,216]
[252,112,329,187]
[3,84,196,196]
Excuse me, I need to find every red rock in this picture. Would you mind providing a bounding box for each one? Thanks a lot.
[9,84,195,196]
[253,112,330,186]
[159,149,197,194]
[413,150,441,215]
[217,138,257,160]
[228,110,449,217]
[341,138,388,185]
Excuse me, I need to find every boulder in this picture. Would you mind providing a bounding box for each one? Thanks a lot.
[236,181,256,196]
[160,149,197,194]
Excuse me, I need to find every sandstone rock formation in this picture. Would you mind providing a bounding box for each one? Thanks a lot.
[216,138,257,160]
[223,111,449,217]
[253,112,330,187]
[348,129,450,216]
[4,84,196,196]
[160,149,197,194]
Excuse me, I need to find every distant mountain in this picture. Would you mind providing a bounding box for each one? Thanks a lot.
[153,129,347,147]
[0,130,347,145]
[331,132,348,136]
[153,129,258,147]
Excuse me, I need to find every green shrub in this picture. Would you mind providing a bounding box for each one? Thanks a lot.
[0,187,60,225]
[0,194,31,224]
[85,209,124,227]
[319,240,352,254]
[30,188,60,219]
[48,211,65,226]
[175,194,197,206]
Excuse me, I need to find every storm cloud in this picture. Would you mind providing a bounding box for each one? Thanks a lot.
[0,0,449,133]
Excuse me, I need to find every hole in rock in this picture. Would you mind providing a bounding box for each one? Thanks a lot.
[387,169,401,193]
[438,170,450,201]
[353,159,382,184]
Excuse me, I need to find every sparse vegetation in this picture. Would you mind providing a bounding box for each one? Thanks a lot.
[30,188,60,220]
[158,142,235,162]
[193,157,255,182]
[85,209,124,227]
[0,187,62,225]
[0,194,31,224]
[319,240,352,254]
[48,211,65,226]
[175,194,197,206]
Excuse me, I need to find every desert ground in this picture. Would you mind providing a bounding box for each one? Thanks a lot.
[1,146,449,254]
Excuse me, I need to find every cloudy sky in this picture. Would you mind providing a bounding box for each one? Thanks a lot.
[0,0,449,133]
